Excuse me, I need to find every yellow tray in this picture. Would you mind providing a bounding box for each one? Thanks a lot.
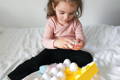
[65,62,99,80]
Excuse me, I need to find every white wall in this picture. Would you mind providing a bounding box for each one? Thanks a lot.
[81,0,120,26]
[0,0,120,28]
[0,0,48,28]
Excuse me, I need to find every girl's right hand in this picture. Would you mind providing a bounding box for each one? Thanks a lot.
[54,38,74,49]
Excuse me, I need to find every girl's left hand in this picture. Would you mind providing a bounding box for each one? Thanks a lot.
[71,39,85,50]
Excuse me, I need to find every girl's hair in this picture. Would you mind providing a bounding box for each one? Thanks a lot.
[46,0,83,18]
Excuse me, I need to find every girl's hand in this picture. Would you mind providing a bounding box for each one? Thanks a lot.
[54,38,74,49]
[72,39,85,50]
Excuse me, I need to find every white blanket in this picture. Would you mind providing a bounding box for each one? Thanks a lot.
[0,25,120,80]
[83,25,120,80]
[0,27,44,80]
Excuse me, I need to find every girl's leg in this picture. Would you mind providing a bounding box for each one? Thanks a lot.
[68,50,93,67]
[8,49,54,80]
[8,49,93,80]
[50,49,93,67]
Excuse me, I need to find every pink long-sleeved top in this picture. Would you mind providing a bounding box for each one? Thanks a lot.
[42,17,85,49]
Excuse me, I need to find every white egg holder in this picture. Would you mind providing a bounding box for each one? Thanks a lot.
[39,59,79,80]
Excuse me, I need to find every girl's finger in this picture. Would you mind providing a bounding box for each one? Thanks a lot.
[67,43,73,48]
[62,43,67,48]
[64,38,74,44]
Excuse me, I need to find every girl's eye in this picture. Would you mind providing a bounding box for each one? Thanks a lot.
[69,13,74,15]
[60,13,64,14]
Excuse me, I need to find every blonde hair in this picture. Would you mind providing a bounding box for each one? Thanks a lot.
[46,0,83,18]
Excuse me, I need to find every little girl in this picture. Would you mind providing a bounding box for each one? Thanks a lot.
[8,0,93,80]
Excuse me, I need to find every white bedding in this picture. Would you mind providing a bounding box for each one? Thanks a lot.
[83,25,120,80]
[0,25,120,80]
[0,27,44,80]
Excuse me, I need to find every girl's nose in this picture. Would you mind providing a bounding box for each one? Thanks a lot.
[64,15,69,21]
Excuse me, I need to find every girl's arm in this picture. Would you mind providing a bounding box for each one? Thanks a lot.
[42,19,56,49]
[73,20,85,50]
[42,18,73,49]
[42,26,73,49]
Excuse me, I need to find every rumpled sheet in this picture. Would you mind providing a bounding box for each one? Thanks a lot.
[0,25,120,80]
[0,27,44,80]
[83,25,120,80]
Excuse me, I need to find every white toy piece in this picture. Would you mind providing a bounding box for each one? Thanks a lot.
[50,76,59,80]
[42,73,51,80]
[74,40,79,45]
[56,63,65,71]
[69,62,78,72]
[56,71,66,80]
[63,59,71,67]
[50,67,59,75]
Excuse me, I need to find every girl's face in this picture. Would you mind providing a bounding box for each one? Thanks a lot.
[53,1,77,25]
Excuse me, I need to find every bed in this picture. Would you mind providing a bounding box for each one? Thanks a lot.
[0,25,120,80]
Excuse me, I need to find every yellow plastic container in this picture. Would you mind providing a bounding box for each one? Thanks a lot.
[64,62,99,80]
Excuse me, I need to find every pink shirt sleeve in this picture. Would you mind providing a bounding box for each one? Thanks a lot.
[75,20,85,41]
[42,18,56,49]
